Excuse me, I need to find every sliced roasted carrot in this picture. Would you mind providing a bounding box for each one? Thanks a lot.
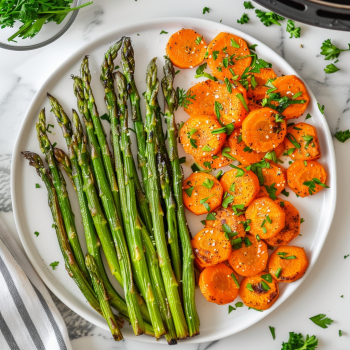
[207,32,252,81]
[269,246,309,283]
[180,115,226,158]
[286,160,328,197]
[247,68,278,101]
[205,206,246,240]
[165,29,207,69]
[239,272,279,310]
[183,172,223,215]
[242,107,287,152]
[284,123,321,161]
[192,228,231,265]
[245,197,285,239]
[228,234,268,276]
[265,198,300,246]
[184,80,249,128]
[199,263,240,304]
[247,99,262,112]
[274,142,285,158]
[266,75,310,119]
[257,161,286,198]
[220,166,260,207]
[194,255,213,272]
[194,141,232,171]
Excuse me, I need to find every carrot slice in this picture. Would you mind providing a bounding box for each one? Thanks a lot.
[220,166,260,207]
[245,197,285,239]
[269,246,309,283]
[184,80,249,128]
[265,198,300,246]
[239,272,279,310]
[194,255,213,272]
[165,29,207,69]
[194,141,232,171]
[284,123,321,161]
[228,234,268,276]
[242,107,287,152]
[199,263,240,304]
[183,172,223,215]
[257,161,286,198]
[192,228,231,265]
[205,206,246,240]
[266,75,310,119]
[207,32,252,81]
[180,115,226,158]
[247,68,277,101]
[247,99,261,112]
[286,160,328,197]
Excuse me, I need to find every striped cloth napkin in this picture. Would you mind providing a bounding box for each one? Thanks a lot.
[0,217,72,350]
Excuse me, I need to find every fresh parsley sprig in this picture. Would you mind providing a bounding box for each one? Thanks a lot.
[237,13,250,25]
[176,87,196,108]
[255,9,285,27]
[310,314,334,329]
[320,39,350,60]
[335,130,350,143]
[286,20,301,39]
[281,332,318,350]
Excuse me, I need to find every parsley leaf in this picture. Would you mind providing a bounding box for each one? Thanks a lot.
[309,314,334,329]
[50,261,59,270]
[160,30,168,34]
[34,231,39,237]
[195,63,218,81]
[203,7,210,14]
[318,103,325,114]
[320,39,350,60]
[237,13,250,25]
[286,20,301,38]
[100,113,110,123]
[176,87,196,108]
[230,38,240,48]
[324,63,340,74]
[228,305,235,313]
[202,178,214,189]
[244,1,254,9]
[222,194,235,208]
[255,9,285,26]
[281,332,318,350]
[303,178,329,195]
[269,326,275,340]
[185,186,194,197]
[335,130,350,143]
[195,36,203,45]
[264,183,277,200]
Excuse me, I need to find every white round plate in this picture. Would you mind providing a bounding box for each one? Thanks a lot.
[11,17,336,344]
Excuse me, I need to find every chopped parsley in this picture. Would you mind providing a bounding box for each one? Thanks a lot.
[320,39,350,60]
[231,273,240,288]
[281,332,318,350]
[261,273,272,283]
[281,189,289,197]
[50,261,59,270]
[275,268,282,278]
[255,9,285,26]
[236,93,249,111]
[300,218,305,224]
[160,30,168,34]
[202,178,214,189]
[179,157,186,164]
[228,305,235,314]
[229,164,245,177]
[324,63,340,74]
[195,63,218,81]
[244,1,254,9]
[237,13,250,25]
[230,38,240,49]
[286,20,301,38]
[202,144,213,152]
[222,194,235,208]
[203,7,210,14]
[309,314,334,329]
[34,231,39,237]
[269,326,275,340]
[286,133,301,149]
[305,113,312,120]
[264,183,277,200]
[195,36,203,45]
[318,103,325,114]
[35,183,40,188]
[303,178,329,195]
[176,87,196,108]
[335,130,350,143]
[185,186,194,197]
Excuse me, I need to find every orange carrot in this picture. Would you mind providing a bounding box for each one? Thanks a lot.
[199,263,240,304]
[183,172,223,215]
[284,123,321,161]
[194,255,213,272]
[247,99,262,112]
[242,107,287,152]
[245,197,286,239]
[220,166,260,207]
[247,68,277,101]
[207,32,252,81]
[179,115,226,158]
[165,29,207,69]
[194,141,232,171]
[228,234,268,276]
[265,198,300,246]
[192,228,231,265]
[239,272,279,310]
[184,80,249,128]
[269,246,309,283]
[205,206,246,240]
[286,160,328,197]
[265,75,310,119]
[257,161,286,198]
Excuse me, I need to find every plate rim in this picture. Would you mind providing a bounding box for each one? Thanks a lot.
[10,16,337,344]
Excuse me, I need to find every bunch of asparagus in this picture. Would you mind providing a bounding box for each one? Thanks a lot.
[22,37,199,344]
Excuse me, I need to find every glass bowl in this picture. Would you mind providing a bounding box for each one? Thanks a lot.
[0,0,82,51]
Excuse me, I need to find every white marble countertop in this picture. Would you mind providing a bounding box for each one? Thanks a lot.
[1,0,350,349]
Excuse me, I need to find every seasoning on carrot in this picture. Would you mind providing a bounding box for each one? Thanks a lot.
[284,123,321,161]
[257,161,286,198]
[265,199,300,246]
[242,107,287,152]
[247,99,262,112]
[205,206,246,240]
[183,172,224,215]
[220,166,260,207]
[228,234,268,276]
[269,246,309,283]
[207,32,252,81]
[245,197,286,239]
[166,28,207,69]
[247,68,277,101]
[184,80,249,128]
[199,263,240,304]
[179,115,226,158]
[264,75,310,119]
[239,272,279,310]
[192,228,232,265]
[286,160,328,197]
